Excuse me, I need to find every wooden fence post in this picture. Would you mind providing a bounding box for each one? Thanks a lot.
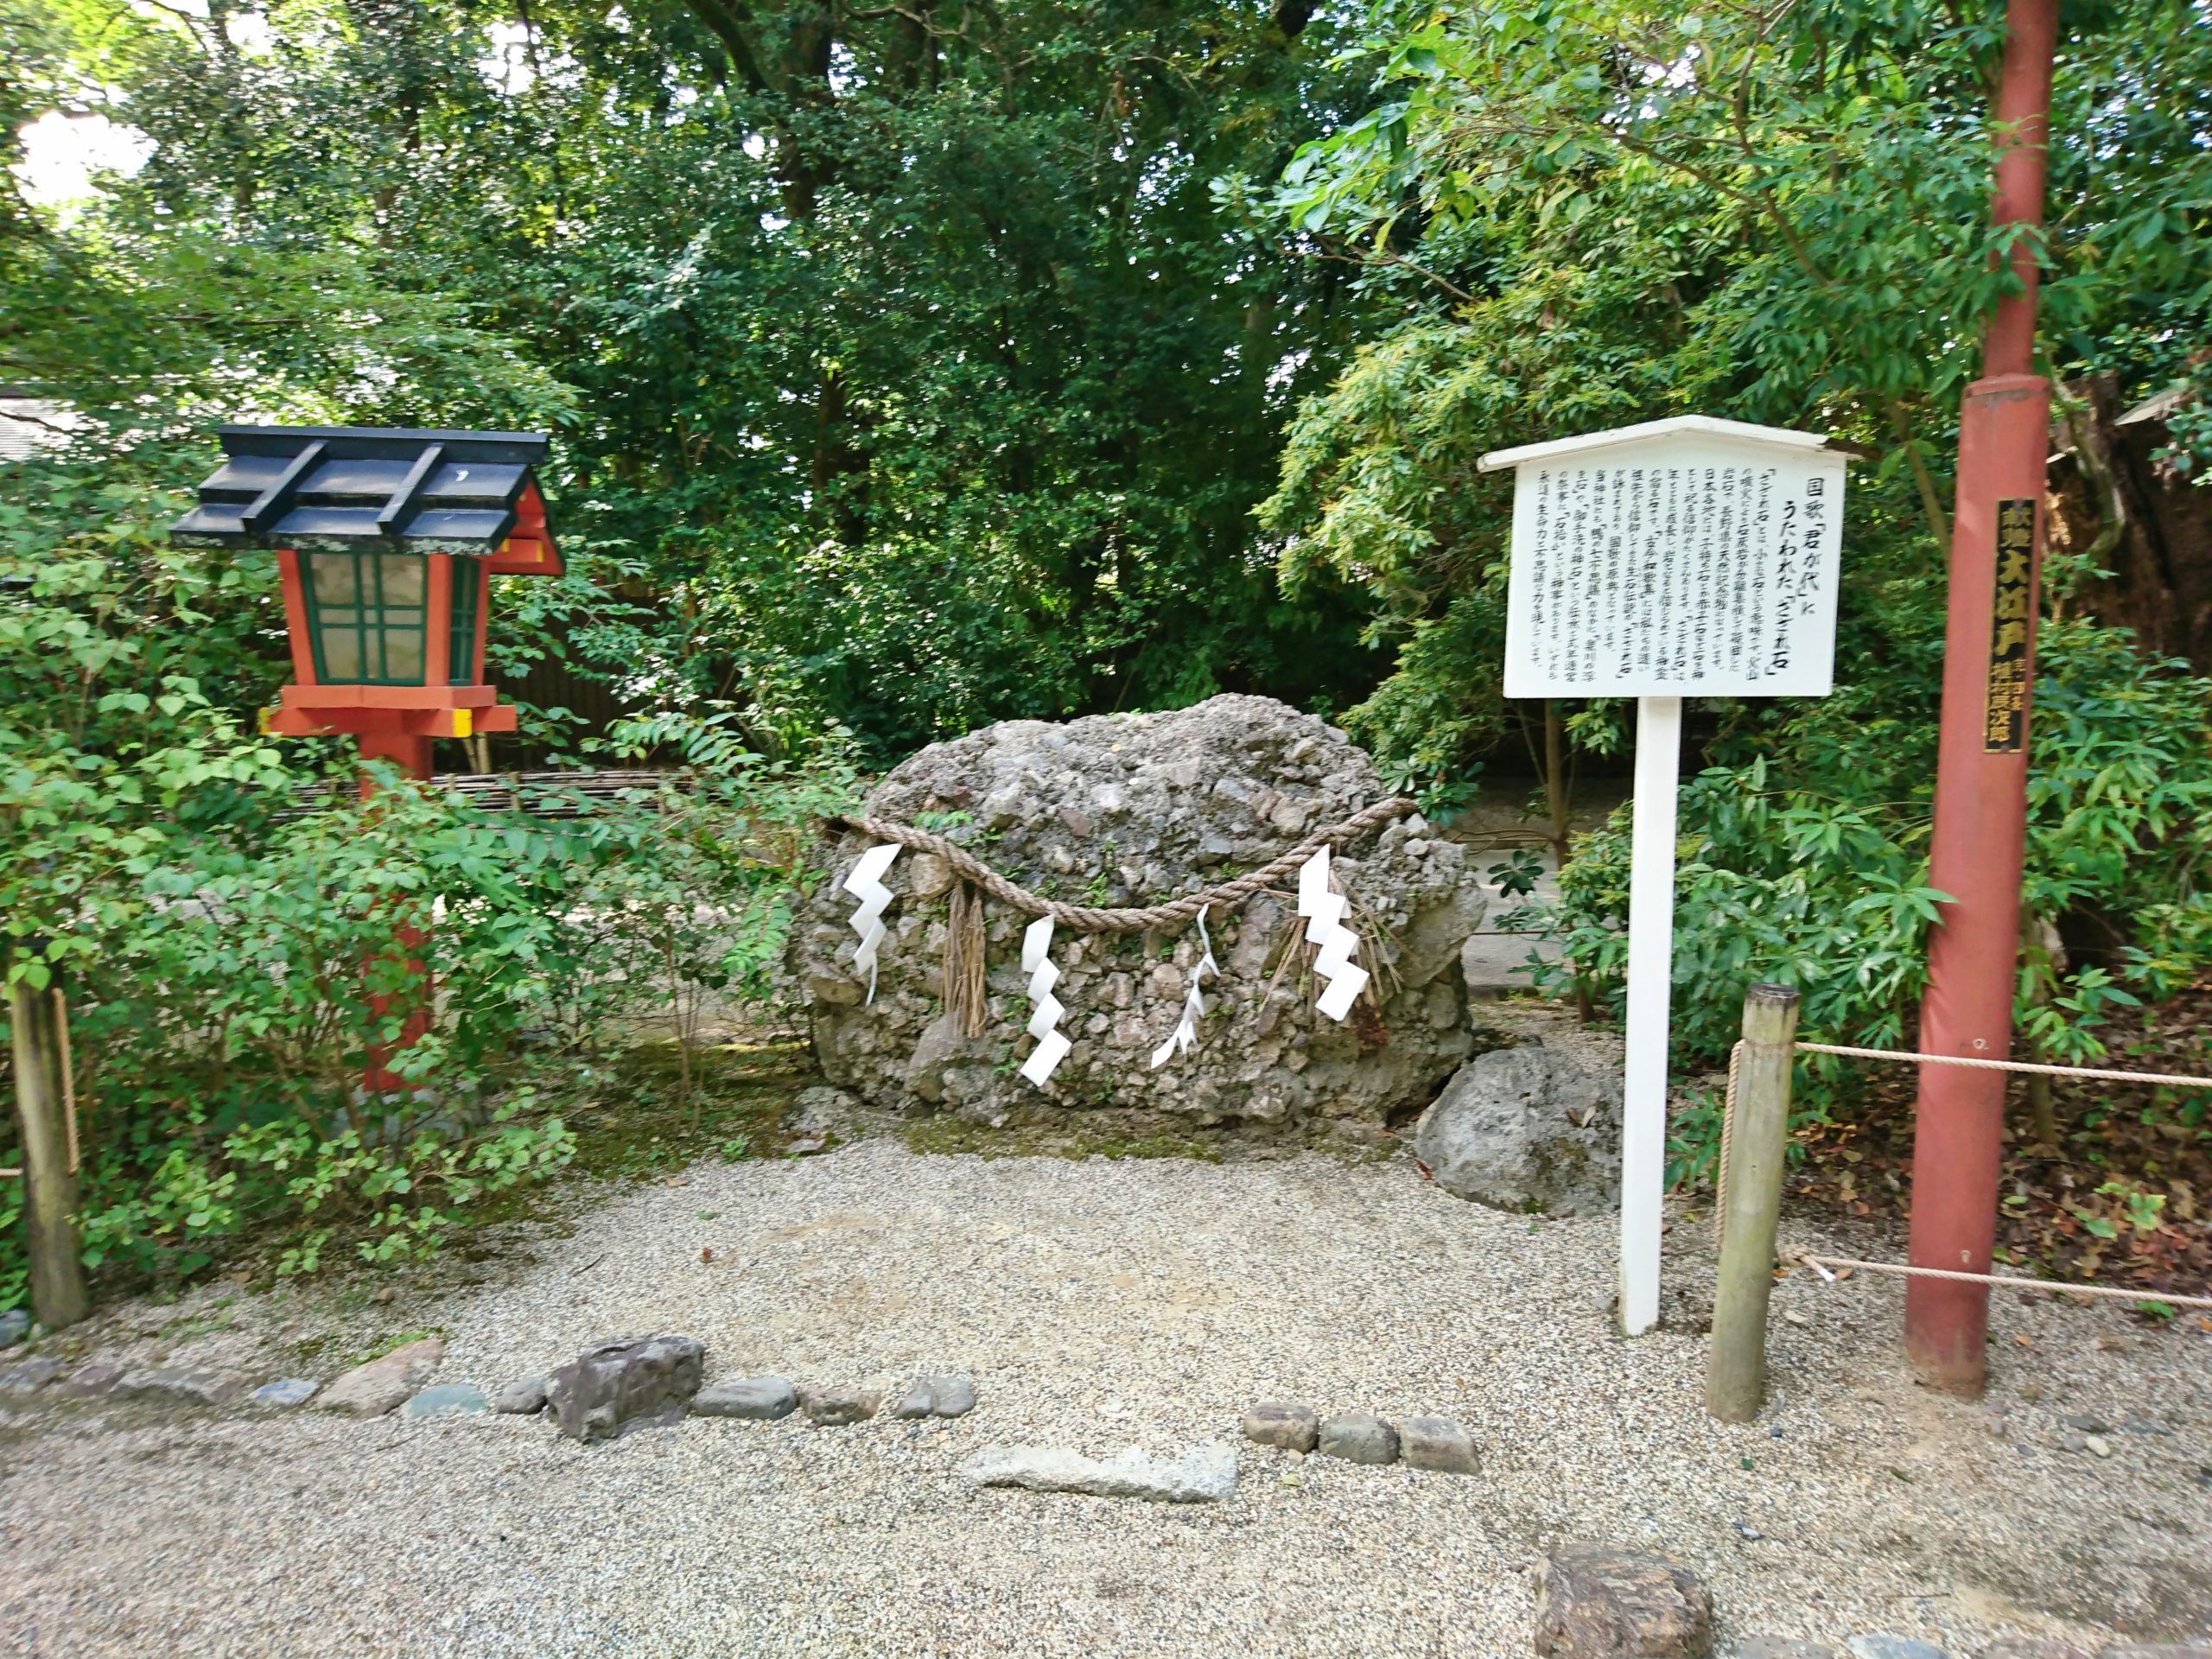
[9,979,88,1329]
[1704,982,1799,1422]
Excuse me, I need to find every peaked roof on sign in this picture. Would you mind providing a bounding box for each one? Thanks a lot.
[1476,415,1836,474]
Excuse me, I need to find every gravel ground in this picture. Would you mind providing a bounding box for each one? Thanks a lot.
[3,1137,2209,1659]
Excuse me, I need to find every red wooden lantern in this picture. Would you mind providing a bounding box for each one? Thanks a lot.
[172,425,563,779]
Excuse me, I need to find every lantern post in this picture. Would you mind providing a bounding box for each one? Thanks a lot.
[173,426,564,1090]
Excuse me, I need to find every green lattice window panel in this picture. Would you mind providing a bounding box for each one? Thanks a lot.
[302,550,429,685]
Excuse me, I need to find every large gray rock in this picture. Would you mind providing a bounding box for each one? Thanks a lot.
[788,695,1497,1133]
[695,1376,798,1421]
[960,1442,1238,1503]
[1535,1545,1714,1658]
[546,1336,704,1444]
[1415,1044,1622,1217]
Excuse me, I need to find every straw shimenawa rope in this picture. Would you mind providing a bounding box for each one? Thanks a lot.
[835,796,1420,935]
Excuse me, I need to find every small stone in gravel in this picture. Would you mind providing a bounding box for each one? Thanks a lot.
[887,1376,975,1420]
[402,1383,488,1419]
[250,1379,319,1408]
[2056,1428,2089,1453]
[1,1355,65,1393]
[547,1335,704,1444]
[800,1385,880,1427]
[2085,1433,2113,1458]
[1534,1545,1713,1659]
[2058,1412,2110,1433]
[1316,1413,1398,1465]
[0,1309,27,1349]
[319,1338,445,1418]
[1730,1642,1842,1659]
[1843,1638,1948,1659]
[1241,1402,1319,1452]
[489,1376,547,1414]
[694,1376,798,1421]
[117,1369,249,1408]
[1398,1415,1478,1474]
[56,1363,126,1399]
[961,1442,1237,1503]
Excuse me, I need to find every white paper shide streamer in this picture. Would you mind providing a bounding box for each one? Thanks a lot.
[842,842,901,1003]
[1018,915,1071,1087]
[1149,906,1217,1070]
[1297,848,1369,1021]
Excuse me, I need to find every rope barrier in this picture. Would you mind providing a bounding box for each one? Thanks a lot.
[1793,1251,2212,1311]
[836,796,1419,934]
[1795,1041,2212,1090]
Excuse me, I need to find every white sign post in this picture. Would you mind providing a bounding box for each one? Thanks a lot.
[1478,416,1847,1336]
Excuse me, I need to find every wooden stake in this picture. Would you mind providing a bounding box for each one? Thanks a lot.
[1705,982,1799,1421]
[9,980,88,1328]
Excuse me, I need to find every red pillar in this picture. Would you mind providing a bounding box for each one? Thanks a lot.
[1904,0,2059,1395]
[355,730,435,1091]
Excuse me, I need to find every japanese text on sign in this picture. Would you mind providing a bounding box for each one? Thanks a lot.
[1503,443,1845,699]
[1983,496,2036,753]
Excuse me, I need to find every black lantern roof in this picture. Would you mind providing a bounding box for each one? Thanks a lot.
[171,425,551,555]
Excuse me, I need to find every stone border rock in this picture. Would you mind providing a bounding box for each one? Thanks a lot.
[1241,1400,1478,1475]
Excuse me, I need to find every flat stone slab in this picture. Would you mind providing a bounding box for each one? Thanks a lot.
[887,1376,975,1420]
[117,1368,249,1408]
[320,1338,445,1417]
[1844,1638,1948,1659]
[1399,1414,1478,1474]
[1535,1544,1713,1659]
[1730,1643,1842,1659]
[403,1383,488,1419]
[1317,1412,1399,1465]
[56,1363,126,1399]
[490,1376,547,1414]
[960,1442,1238,1504]
[695,1376,798,1421]
[1241,1401,1319,1452]
[800,1385,881,1427]
[0,1356,65,1394]
[249,1378,319,1408]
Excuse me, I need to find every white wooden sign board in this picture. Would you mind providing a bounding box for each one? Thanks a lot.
[1478,415,1847,1337]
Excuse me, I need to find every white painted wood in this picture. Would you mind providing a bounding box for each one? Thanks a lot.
[1484,427,1847,700]
[1620,695,1682,1337]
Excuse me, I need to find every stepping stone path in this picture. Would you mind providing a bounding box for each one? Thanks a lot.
[800,1384,880,1427]
[887,1375,976,1419]
[960,1442,1237,1503]
[1242,1401,1478,1473]
[402,1383,487,1419]
[490,1376,547,1414]
[0,1356,65,1394]
[251,1379,319,1408]
[695,1376,798,1421]
[57,1363,125,1399]
[319,1338,445,1417]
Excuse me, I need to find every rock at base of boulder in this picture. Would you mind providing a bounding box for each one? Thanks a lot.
[1727,1642,1840,1659]
[887,1376,976,1420]
[249,1378,319,1408]
[1398,1415,1478,1474]
[0,1309,29,1350]
[695,1376,798,1421]
[961,1442,1237,1504]
[319,1338,446,1418]
[403,1383,489,1419]
[1242,1402,1319,1453]
[57,1363,127,1399]
[800,1385,881,1427]
[1317,1413,1399,1465]
[117,1368,249,1408]
[547,1336,705,1444]
[1535,1545,1714,1659]
[1415,1045,1623,1218]
[490,1376,548,1414]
